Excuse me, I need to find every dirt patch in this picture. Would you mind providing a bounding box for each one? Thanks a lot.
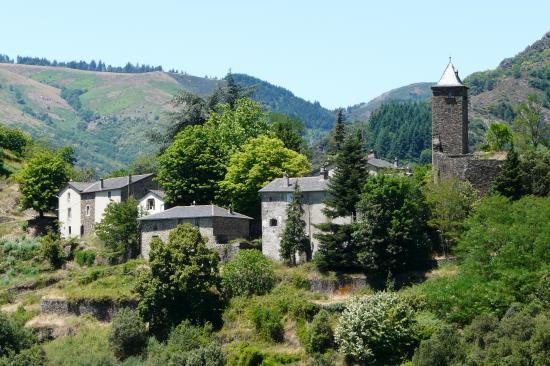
[26,313,109,340]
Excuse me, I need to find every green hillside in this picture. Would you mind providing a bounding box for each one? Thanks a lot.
[0,64,336,173]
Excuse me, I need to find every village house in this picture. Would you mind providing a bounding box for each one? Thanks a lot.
[139,204,252,260]
[138,189,166,215]
[58,173,158,238]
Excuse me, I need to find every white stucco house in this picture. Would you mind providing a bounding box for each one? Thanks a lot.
[138,190,166,216]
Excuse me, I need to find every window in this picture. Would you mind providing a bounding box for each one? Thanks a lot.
[80,225,84,236]
[268,196,273,202]
[68,208,72,219]
[85,205,90,216]
[147,198,155,210]
[269,218,278,227]
[68,226,72,234]
[108,191,112,199]
[67,192,71,202]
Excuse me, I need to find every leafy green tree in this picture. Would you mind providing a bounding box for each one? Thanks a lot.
[15,148,71,217]
[157,125,225,206]
[280,182,310,264]
[269,113,306,153]
[514,93,549,148]
[330,109,346,153]
[335,292,418,365]
[130,153,158,174]
[220,136,311,218]
[94,197,140,256]
[492,149,525,200]
[354,174,432,276]
[163,91,210,143]
[412,325,466,366]
[0,345,46,366]
[221,250,276,297]
[0,125,31,156]
[519,149,550,196]
[135,224,223,337]
[108,308,147,360]
[485,122,513,151]
[425,178,477,256]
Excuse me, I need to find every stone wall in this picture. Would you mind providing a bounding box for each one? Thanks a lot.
[41,297,138,321]
[80,193,95,236]
[433,152,504,194]
[432,86,469,155]
[121,175,159,202]
[212,216,250,244]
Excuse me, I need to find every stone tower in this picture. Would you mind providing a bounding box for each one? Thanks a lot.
[431,61,469,155]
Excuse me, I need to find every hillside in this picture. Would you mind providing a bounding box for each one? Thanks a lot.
[0,64,334,173]
[345,82,433,122]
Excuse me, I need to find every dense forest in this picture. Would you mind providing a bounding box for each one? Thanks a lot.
[366,101,432,164]
[0,53,163,73]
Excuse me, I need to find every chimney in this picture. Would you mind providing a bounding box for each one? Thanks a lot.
[100,178,104,189]
[368,149,376,159]
[320,167,329,180]
[283,173,290,187]
[211,204,214,215]
[393,157,399,168]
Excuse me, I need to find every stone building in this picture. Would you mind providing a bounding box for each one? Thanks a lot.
[58,174,158,238]
[259,171,351,262]
[432,61,504,193]
[139,204,251,260]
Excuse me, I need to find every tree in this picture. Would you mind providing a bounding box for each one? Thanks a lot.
[94,198,140,256]
[157,125,225,206]
[163,91,210,143]
[307,310,334,354]
[269,113,305,153]
[15,148,71,217]
[425,178,477,256]
[221,250,276,297]
[412,325,466,366]
[485,122,513,151]
[323,131,367,220]
[0,312,35,358]
[280,182,310,264]
[335,292,418,365]
[135,224,223,337]
[514,94,549,148]
[492,149,525,200]
[0,125,31,156]
[108,308,147,360]
[39,231,65,269]
[354,174,432,276]
[220,136,311,218]
[330,109,346,153]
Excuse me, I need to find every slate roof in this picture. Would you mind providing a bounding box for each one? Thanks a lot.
[67,181,92,192]
[64,173,155,194]
[435,61,465,87]
[138,205,252,221]
[148,190,166,199]
[259,177,330,193]
[368,157,395,168]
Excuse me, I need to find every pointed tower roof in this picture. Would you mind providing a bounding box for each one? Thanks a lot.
[435,60,465,87]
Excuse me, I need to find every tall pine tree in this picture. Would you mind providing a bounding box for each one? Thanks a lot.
[492,148,525,200]
[280,182,310,265]
[324,131,368,220]
[330,109,346,153]
[314,131,368,272]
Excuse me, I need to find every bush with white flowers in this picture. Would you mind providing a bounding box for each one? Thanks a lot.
[334,292,418,365]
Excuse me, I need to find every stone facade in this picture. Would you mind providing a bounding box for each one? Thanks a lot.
[140,215,250,260]
[261,188,350,262]
[80,193,95,236]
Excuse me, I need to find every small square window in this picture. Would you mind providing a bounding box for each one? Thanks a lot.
[269,218,278,227]
[108,191,112,199]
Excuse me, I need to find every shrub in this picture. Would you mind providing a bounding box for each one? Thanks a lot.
[39,232,64,269]
[0,126,31,156]
[335,292,418,365]
[0,345,46,366]
[307,310,334,354]
[0,312,35,357]
[227,343,263,366]
[412,325,466,366]
[108,308,147,359]
[221,249,276,297]
[307,353,336,366]
[95,198,140,257]
[250,305,284,342]
[75,250,96,267]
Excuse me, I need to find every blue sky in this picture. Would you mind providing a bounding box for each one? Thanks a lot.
[2,0,549,109]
